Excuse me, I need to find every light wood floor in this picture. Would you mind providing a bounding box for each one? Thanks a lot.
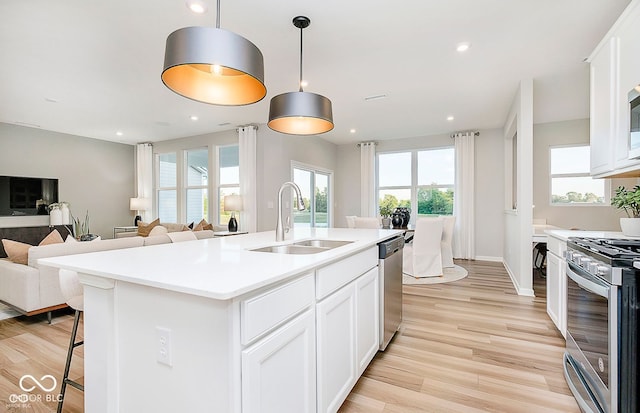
[0,261,577,413]
[339,261,579,413]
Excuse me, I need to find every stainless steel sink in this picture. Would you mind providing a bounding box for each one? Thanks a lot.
[292,239,353,249]
[250,245,329,254]
[249,239,353,255]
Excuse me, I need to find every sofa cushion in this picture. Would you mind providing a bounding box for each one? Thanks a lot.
[167,231,197,243]
[137,218,160,237]
[29,236,145,268]
[2,239,30,265]
[2,229,64,264]
[143,234,172,246]
[149,225,169,236]
[161,223,190,233]
[194,230,215,240]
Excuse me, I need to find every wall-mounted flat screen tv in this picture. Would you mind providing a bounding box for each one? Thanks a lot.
[0,176,59,216]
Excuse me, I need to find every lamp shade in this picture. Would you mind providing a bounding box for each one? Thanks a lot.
[268,91,334,135]
[162,27,266,106]
[223,194,243,211]
[130,197,151,211]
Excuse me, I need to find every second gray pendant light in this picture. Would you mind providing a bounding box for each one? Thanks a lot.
[268,16,334,135]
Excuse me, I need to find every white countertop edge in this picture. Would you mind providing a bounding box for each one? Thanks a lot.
[40,228,404,301]
[544,228,640,242]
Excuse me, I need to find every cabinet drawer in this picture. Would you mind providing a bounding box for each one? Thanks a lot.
[316,247,377,300]
[241,273,315,345]
[547,236,566,259]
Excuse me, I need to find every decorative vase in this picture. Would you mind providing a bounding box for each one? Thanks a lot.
[381,217,391,229]
[49,206,62,226]
[391,214,403,229]
[620,218,640,237]
[60,203,70,225]
[394,207,411,228]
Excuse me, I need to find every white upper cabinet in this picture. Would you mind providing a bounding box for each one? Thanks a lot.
[590,1,640,177]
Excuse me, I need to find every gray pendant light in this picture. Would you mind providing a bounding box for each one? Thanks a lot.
[268,16,334,135]
[162,0,266,106]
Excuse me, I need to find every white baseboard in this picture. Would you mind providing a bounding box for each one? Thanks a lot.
[474,255,503,262]
[502,260,535,297]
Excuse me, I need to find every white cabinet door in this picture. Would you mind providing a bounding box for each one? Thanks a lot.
[242,309,316,413]
[546,252,561,331]
[546,252,567,338]
[316,283,356,413]
[355,267,379,375]
[590,36,618,176]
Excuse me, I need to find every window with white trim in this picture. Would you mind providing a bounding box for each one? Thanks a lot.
[550,145,607,205]
[157,152,177,223]
[377,147,454,223]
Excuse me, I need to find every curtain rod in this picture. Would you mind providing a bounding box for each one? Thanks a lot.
[450,131,480,138]
[356,141,377,147]
[236,124,260,132]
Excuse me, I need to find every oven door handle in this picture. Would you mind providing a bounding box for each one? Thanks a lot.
[567,264,609,298]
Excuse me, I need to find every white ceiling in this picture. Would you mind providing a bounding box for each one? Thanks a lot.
[0,0,631,146]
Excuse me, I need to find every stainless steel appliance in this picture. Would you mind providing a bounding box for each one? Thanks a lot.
[378,236,404,350]
[564,237,640,413]
[627,86,640,159]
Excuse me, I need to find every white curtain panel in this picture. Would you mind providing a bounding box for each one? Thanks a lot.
[135,143,153,222]
[453,132,475,259]
[238,126,257,233]
[360,142,377,217]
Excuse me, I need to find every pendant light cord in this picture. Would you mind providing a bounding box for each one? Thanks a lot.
[298,24,304,92]
[216,0,221,28]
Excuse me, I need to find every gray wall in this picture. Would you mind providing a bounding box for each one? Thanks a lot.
[256,126,338,231]
[334,130,506,260]
[533,118,637,231]
[0,122,134,238]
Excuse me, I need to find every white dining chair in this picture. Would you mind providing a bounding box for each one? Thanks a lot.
[441,216,456,268]
[353,217,381,228]
[345,215,357,229]
[403,217,444,278]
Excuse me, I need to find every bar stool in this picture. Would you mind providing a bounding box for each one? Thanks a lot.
[57,269,84,413]
[533,242,547,277]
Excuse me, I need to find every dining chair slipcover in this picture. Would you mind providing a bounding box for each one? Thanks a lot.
[403,217,444,278]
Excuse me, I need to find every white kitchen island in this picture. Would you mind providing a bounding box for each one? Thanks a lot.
[40,228,402,413]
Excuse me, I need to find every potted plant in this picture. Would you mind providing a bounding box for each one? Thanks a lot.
[611,185,640,236]
[379,204,394,229]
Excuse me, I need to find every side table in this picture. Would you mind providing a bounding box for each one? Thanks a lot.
[113,226,138,238]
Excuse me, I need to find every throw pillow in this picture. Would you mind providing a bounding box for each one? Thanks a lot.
[167,231,197,243]
[137,218,160,237]
[40,229,64,246]
[2,239,30,265]
[65,236,78,243]
[193,219,214,231]
[148,225,169,236]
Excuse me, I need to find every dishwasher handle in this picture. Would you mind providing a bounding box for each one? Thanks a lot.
[379,236,404,259]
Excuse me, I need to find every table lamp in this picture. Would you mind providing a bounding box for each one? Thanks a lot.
[130,197,151,226]
[223,195,243,232]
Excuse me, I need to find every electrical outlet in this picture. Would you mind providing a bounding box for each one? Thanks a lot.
[156,327,172,366]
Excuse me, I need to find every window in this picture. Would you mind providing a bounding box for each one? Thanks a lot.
[185,148,208,224]
[157,152,177,223]
[550,145,606,205]
[377,147,454,223]
[292,164,332,228]
[218,145,240,225]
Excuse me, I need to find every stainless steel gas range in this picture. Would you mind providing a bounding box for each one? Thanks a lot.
[564,237,640,413]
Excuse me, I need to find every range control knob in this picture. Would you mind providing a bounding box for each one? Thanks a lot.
[588,262,599,274]
[571,253,582,264]
[580,257,592,267]
[596,265,609,277]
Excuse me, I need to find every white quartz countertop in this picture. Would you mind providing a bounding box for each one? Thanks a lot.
[39,228,403,300]
[545,229,640,242]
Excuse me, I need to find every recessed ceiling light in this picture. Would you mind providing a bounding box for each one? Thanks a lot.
[44,97,58,103]
[447,116,454,121]
[190,115,199,121]
[186,0,207,14]
[456,42,470,52]
[218,122,231,126]
[116,131,123,136]
[350,128,356,134]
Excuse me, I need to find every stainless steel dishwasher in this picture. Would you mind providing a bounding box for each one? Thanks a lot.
[378,235,404,350]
